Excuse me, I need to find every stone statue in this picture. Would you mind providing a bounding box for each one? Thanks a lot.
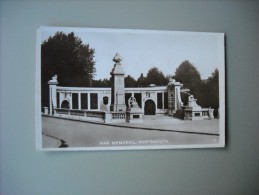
[128,96,139,108]
[188,95,200,108]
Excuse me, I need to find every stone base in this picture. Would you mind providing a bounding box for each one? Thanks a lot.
[184,107,214,120]
[126,108,143,123]
[127,114,143,123]
[184,116,206,120]
[43,107,49,115]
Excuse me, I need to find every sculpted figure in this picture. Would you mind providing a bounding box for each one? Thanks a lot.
[188,95,199,107]
[128,96,139,108]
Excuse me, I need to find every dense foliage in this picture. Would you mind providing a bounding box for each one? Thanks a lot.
[41,32,96,107]
[173,60,202,104]
[123,67,169,88]
[173,61,219,114]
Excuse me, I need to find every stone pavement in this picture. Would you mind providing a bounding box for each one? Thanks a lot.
[44,114,219,135]
[41,116,221,148]
[110,115,219,135]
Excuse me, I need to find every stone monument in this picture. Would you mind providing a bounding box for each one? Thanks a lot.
[184,95,203,120]
[110,53,127,112]
[184,95,214,120]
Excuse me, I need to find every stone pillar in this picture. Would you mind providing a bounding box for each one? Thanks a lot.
[162,92,164,109]
[167,88,173,115]
[167,78,184,115]
[174,85,180,110]
[48,75,59,115]
[87,93,90,110]
[110,53,126,112]
[174,82,183,111]
[78,92,81,110]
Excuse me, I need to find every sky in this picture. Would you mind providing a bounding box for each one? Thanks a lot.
[40,27,224,80]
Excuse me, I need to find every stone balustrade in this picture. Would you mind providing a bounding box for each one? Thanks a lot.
[55,108,105,122]
[104,111,126,123]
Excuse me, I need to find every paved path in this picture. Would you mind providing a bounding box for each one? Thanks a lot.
[42,116,220,149]
[116,115,219,135]
[42,134,62,148]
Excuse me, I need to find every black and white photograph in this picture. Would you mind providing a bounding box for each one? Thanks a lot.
[36,26,225,151]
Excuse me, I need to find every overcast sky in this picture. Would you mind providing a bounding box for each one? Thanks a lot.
[40,27,224,80]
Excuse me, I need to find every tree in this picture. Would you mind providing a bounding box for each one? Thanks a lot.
[173,60,202,104]
[145,67,169,86]
[136,73,146,87]
[41,31,96,107]
[196,69,219,116]
[206,69,219,112]
[125,75,137,87]
[92,78,111,87]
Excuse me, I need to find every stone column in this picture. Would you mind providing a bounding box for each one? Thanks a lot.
[174,86,179,110]
[87,93,90,110]
[162,92,165,110]
[167,88,173,115]
[78,92,81,110]
[174,82,183,111]
[48,75,59,115]
[97,92,102,111]
[110,53,126,112]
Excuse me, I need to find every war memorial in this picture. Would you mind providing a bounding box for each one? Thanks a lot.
[44,53,214,124]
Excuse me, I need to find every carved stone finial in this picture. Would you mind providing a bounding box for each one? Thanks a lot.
[52,74,57,81]
[113,53,122,63]
[168,77,175,85]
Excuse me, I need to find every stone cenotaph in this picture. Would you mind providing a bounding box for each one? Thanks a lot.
[110,53,127,112]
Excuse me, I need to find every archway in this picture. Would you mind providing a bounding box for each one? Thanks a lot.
[61,100,70,109]
[144,99,156,115]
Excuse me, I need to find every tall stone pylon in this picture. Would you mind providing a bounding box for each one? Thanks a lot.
[167,78,184,115]
[110,53,126,112]
[48,74,58,115]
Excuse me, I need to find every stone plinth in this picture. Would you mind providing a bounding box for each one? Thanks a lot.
[184,107,214,120]
[184,107,204,120]
[43,107,49,115]
[126,108,143,123]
